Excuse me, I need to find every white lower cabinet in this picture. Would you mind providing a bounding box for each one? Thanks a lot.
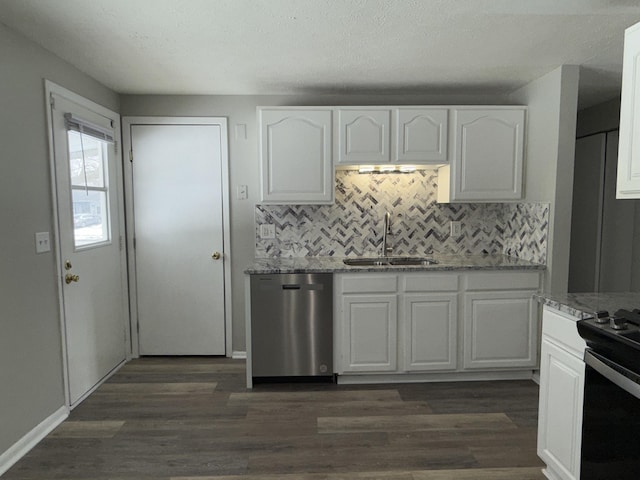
[462,272,539,370]
[463,291,537,369]
[342,294,397,372]
[537,306,586,480]
[403,293,457,371]
[335,270,540,377]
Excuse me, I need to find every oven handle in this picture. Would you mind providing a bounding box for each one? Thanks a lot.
[585,349,640,400]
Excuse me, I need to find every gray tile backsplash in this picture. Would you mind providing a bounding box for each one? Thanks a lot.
[255,170,548,264]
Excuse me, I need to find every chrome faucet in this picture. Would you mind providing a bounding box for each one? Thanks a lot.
[381,212,393,256]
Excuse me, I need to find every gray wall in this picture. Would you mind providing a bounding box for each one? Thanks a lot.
[121,87,576,351]
[0,19,584,460]
[0,23,119,455]
[120,93,514,352]
[510,65,581,293]
[576,97,621,137]
[575,98,640,292]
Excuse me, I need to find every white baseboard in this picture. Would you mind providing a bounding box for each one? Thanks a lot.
[232,351,247,360]
[531,370,541,385]
[0,405,68,476]
[337,370,536,385]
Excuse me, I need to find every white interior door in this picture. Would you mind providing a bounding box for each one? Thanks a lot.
[49,89,127,406]
[130,123,226,355]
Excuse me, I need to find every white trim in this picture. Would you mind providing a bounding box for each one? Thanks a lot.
[0,406,68,476]
[69,359,126,409]
[122,116,233,357]
[531,370,541,385]
[44,80,131,404]
[337,370,535,385]
[232,351,247,360]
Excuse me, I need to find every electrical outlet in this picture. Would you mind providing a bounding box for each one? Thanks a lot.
[260,224,276,239]
[35,231,51,253]
[450,221,462,237]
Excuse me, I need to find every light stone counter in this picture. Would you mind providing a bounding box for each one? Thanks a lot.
[244,253,545,275]
[534,292,640,319]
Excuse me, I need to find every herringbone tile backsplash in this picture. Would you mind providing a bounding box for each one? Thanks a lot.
[256,170,548,264]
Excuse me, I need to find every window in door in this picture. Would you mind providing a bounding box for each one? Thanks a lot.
[66,115,113,248]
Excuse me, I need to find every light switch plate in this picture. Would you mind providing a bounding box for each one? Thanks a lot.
[237,185,248,200]
[35,232,51,253]
[450,221,462,237]
[260,224,276,239]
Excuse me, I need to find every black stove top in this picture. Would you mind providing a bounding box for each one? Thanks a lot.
[577,308,640,368]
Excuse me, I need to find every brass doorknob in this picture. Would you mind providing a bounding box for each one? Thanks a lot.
[65,274,79,284]
[211,251,221,260]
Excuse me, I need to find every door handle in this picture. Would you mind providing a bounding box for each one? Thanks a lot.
[65,273,80,284]
[211,251,221,260]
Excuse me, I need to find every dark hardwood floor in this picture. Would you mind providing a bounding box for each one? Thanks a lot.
[4,358,545,479]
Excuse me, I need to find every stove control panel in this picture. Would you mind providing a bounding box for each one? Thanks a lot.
[578,308,640,349]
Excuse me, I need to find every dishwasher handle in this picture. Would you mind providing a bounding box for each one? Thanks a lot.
[282,284,301,290]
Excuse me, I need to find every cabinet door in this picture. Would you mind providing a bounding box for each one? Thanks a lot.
[617,22,640,199]
[462,290,537,369]
[259,109,333,204]
[336,109,391,165]
[450,108,525,201]
[395,108,448,164]
[341,294,397,372]
[538,338,584,480]
[402,293,457,371]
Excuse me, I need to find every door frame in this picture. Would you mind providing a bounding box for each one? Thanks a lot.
[122,117,232,357]
[44,80,131,407]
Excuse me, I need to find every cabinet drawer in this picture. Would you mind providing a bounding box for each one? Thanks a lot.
[340,274,397,294]
[542,306,586,358]
[403,274,458,292]
[465,271,540,291]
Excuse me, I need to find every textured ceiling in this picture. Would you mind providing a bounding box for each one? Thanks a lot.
[2,0,640,108]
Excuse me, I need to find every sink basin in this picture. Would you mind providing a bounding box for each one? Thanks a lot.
[343,258,390,266]
[388,257,438,266]
[343,257,438,267]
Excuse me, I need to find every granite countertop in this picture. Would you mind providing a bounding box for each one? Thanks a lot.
[535,292,640,319]
[244,254,545,274]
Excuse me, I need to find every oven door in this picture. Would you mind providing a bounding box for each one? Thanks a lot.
[581,349,640,479]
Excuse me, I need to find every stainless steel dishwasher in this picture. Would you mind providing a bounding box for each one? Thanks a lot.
[250,273,333,379]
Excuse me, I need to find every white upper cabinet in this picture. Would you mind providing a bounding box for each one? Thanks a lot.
[438,108,525,202]
[336,107,449,165]
[258,108,334,204]
[617,21,640,199]
[395,108,448,164]
[336,109,391,165]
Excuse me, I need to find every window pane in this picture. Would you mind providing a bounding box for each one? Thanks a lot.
[73,189,110,247]
[68,130,106,188]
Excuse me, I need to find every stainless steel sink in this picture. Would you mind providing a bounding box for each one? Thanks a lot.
[343,257,438,267]
[388,257,438,266]
[343,258,390,266]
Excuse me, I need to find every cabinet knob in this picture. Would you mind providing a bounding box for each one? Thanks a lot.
[211,251,221,260]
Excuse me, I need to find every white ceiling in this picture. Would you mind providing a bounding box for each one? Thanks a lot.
[2,0,640,109]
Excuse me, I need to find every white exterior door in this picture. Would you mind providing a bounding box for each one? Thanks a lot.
[48,87,127,406]
[128,121,227,355]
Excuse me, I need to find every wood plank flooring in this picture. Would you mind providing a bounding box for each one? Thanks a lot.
[3,357,545,479]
